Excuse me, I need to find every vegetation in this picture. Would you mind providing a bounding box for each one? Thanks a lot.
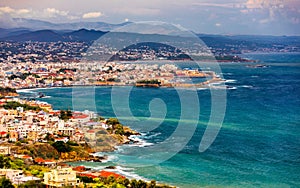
[78,175,174,188]
[106,78,121,82]
[2,101,43,111]
[0,177,14,188]
[106,118,125,135]
[57,68,77,73]
[25,165,51,179]
[8,73,40,80]
[0,155,12,168]
[59,110,73,121]
[51,141,72,153]
[136,79,161,85]
[18,143,60,159]
[0,87,17,93]
[18,181,45,188]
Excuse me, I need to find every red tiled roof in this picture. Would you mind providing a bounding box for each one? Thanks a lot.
[72,115,89,119]
[44,159,55,163]
[73,166,86,172]
[100,171,125,179]
[78,173,98,179]
[34,158,45,163]
[22,155,32,159]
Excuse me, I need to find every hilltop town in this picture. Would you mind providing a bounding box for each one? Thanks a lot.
[0,96,173,187]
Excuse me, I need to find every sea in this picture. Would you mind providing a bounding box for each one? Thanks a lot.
[18,53,300,188]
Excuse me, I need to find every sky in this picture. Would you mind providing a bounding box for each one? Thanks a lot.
[0,0,299,35]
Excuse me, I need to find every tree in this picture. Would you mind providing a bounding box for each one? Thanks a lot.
[137,180,147,188]
[106,118,120,126]
[59,110,73,121]
[0,177,14,188]
[114,124,125,135]
[45,133,54,141]
[0,155,11,169]
[52,141,71,153]
[130,179,139,188]
[149,180,157,188]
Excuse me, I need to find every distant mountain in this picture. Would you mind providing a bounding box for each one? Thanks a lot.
[3,30,65,42]
[64,29,107,42]
[4,18,130,31]
[0,28,32,38]
[1,27,299,54]
[1,29,107,42]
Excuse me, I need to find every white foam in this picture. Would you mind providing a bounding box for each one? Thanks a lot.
[128,135,154,147]
[16,89,37,93]
[227,86,237,90]
[101,155,119,163]
[209,86,237,90]
[240,85,253,88]
[110,166,146,180]
[197,88,208,90]
[144,132,161,139]
[39,96,51,98]
[225,79,237,83]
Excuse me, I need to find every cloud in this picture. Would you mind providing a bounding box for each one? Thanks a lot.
[0,6,69,20]
[0,6,31,17]
[0,6,14,13]
[82,12,103,19]
[215,23,221,27]
[243,0,300,24]
[44,8,68,17]
[245,0,300,10]
[17,9,30,14]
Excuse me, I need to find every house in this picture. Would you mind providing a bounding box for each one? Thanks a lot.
[0,131,7,138]
[0,169,23,184]
[0,146,11,155]
[27,131,38,141]
[14,154,33,161]
[34,158,56,167]
[54,137,69,143]
[85,130,96,141]
[57,127,75,136]
[43,167,81,187]
[71,113,90,124]
[9,130,19,142]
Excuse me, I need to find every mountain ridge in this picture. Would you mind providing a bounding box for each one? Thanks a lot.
[1,18,131,32]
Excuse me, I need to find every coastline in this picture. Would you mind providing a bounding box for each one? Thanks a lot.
[2,91,167,186]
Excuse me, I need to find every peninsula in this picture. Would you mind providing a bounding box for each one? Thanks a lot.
[0,95,173,187]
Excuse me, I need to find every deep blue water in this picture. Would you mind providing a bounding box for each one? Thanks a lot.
[19,53,300,187]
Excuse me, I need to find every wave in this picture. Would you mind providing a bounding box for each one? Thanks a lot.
[16,89,37,93]
[209,85,237,90]
[143,132,161,139]
[128,135,154,147]
[197,88,208,90]
[40,96,51,98]
[225,79,237,83]
[110,166,147,180]
[240,85,253,88]
[221,73,233,75]
[101,155,119,163]
[227,86,237,90]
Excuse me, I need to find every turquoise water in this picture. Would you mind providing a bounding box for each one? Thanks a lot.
[19,53,300,187]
